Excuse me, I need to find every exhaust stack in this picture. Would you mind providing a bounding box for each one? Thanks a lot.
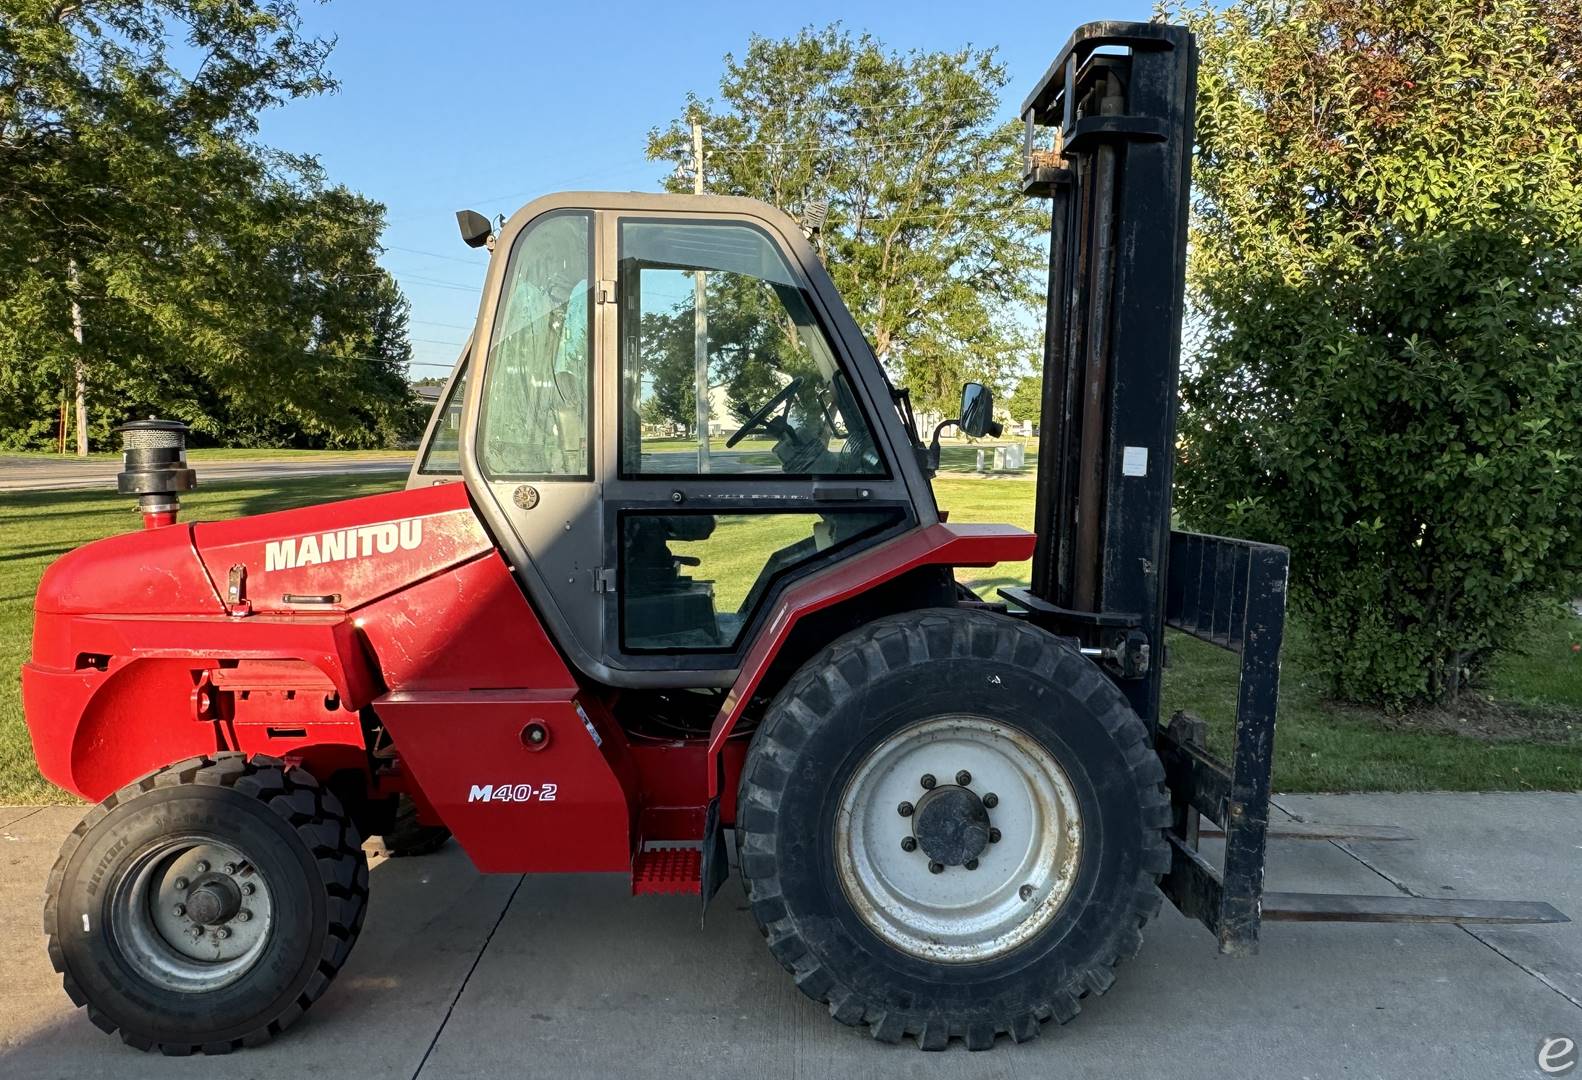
[116,419,196,529]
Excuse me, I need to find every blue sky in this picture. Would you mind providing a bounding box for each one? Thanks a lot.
[256,0,1152,378]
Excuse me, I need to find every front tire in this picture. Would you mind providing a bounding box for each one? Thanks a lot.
[45,753,369,1054]
[736,608,1169,1050]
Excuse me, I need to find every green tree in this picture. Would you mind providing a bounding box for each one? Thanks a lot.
[1169,0,1582,705]
[646,25,1043,416]
[1007,375,1042,424]
[0,0,418,451]
[636,271,826,431]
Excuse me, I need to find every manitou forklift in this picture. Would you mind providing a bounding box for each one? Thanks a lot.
[24,21,1563,1055]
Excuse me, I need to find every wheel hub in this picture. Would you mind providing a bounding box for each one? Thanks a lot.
[912,785,990,867]
[110,837,275,993]
[184,876,242,926]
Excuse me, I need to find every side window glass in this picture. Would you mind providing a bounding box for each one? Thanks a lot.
[479,211,593,479]
[417,362,468,475]
[621,510,898,650]
[618,220,883,478]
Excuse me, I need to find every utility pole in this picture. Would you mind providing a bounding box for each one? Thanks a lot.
[68,259,88,457]
[692,120,710,473]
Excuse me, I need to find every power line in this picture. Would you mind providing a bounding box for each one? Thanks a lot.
[394,274,478,293]
[396,268,482,287]
[385,244,483,265]
[696,128,996,157]
[384,154,656,226]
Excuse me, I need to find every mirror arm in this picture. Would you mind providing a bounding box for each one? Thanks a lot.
[927,418,960,476]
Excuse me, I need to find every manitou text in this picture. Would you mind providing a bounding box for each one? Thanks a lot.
[264,519,423,572]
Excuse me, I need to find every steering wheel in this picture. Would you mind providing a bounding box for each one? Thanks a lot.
[725,378,805,448]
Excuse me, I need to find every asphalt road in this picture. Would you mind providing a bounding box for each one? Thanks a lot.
[0,455,412,493]
[1,792,1577,1078]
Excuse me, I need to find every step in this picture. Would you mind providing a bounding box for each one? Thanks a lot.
[632,846,702,896]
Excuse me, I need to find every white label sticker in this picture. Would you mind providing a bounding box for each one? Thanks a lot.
[575,702,602,747]
[1122,446,1149,477]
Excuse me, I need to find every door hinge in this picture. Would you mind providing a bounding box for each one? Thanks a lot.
[597,279,617,305]
[592,567,617,593]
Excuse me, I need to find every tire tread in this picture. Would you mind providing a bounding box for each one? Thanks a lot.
[44,752,368,1055]
[736,608,1170,1051]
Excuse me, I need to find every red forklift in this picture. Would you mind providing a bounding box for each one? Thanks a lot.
[23,20,1563,1055]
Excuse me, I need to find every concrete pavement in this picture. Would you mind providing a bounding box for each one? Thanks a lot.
[0,455,412,493]
[1,793,1578,1079]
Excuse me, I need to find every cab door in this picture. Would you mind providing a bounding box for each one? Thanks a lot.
[596,211,918,681]
[459,208,605,670]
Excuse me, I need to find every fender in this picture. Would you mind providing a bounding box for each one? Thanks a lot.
[24,613,381,800]
[25,483,502,800]
[705,522,1035,797]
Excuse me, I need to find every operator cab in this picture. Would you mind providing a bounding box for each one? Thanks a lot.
[409,193,946,688]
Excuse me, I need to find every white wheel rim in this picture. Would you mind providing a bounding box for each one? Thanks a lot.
[834,716,1083,963]
[109,835,276,993]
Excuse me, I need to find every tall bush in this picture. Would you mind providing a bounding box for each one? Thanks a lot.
[1169,0,1582,705]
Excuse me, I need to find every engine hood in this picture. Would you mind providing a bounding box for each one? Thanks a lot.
[192,482,493,614]
[35,523,224,616]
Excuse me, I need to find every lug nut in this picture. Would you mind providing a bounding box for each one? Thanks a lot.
[900,836,918,853]
[172,904,186,918]
[897,801,914,817]
[188,926,203,939]
[982,792,999,808]
[173,877,188,891]
[928,861,945,874]
[214,927,230,940]
[235,910,251,923]
[956,770,972,786]
[920,774,936,790]
[989,827,1002,844]
[240,882,256,896]
[223,863,237,875]
[194,860,209,874]
[1019,884,1035,901]
[965,858,979,871]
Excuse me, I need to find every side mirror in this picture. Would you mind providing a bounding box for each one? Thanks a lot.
[456,209,493,250]
[958,382,1003,439]
[925,381,1005,475]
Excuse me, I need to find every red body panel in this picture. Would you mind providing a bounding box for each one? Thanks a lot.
[25,474,1031,880]
[36,522,222,615]
[192,482,493,614]
[376,691,635,873]
[357,553,575,694]
[23,483,522,803]
[705,522,1034,795]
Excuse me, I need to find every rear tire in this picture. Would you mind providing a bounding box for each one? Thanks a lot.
[378,794,451,857]
[736,608,1169,1050]
[44,753,368,1054]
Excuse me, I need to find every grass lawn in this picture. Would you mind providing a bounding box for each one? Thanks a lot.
[2,470,1577,803]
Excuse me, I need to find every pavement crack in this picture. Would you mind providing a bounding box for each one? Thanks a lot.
[1274,796,1582,1014]
[410,873,526,1080]
[1328,838,1419,897]
[1461,927,1582,1012]
[0,806,48,832]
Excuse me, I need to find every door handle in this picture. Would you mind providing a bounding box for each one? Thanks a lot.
[811,485,875,502]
